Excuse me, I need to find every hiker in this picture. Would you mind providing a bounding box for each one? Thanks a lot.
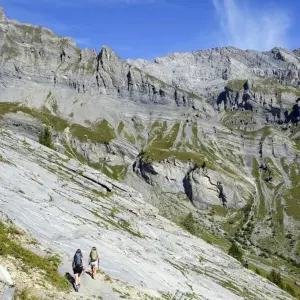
[245,259,249,269]
[89,246,100,279]
[72,249,84,292]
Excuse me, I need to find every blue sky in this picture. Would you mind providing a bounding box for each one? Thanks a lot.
[0,0,298,60]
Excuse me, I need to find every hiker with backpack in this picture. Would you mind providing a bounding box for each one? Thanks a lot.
[72,249,84,292]
[89,246,100,279]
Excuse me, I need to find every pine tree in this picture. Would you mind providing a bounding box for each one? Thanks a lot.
[228,242,243,262]
[181,213,198,236]
[39,127,55,150]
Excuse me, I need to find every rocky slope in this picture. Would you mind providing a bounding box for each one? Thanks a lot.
[0,5,300,299]
[0,128,294,300]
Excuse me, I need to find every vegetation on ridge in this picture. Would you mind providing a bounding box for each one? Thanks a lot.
[0,221,69,291]
[0,102,116,144]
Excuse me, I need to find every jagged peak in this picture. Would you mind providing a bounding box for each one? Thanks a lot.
[99,45,121,61]
[270,46,291,54]
[293,48,300,57]
[100,45,118,56]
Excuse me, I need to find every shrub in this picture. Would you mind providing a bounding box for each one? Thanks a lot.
[285,233,293,239]
[39,126,55,150]
[17,288,39,300]
[180,213,198,236]
[255,268,261,275]
[285,283,296,297]
[228,242,243,262]
[267,269,283,289]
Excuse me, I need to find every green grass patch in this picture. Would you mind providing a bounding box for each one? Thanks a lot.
[142,122,218,170]
[123,132,135,144]
[0,103,68,132]
[211,205,227,217]
[252,157,265,219]
[280,157,289,174]
[70,120,116,144]
[251,77,300,97]
[277,87,300,97]
[200,230,230,249]
[64,143,127,181]
[218,280,245,297]
[0,221,69,291]
[285,186,300,221]
[178,213,229,249]
[289,165,300,186]
[141,148,210,166]
[226,79,247,91]
[233,127,271,142]
[274,196,284,235]
[17,288,39,300]
[264,157,283,181]
[149,122,179,149]
[100,164,128,181]
[222,210,244,236]
[117,122,135,144]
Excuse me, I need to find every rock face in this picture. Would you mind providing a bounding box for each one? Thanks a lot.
[0,128,293,300]
[0,6,300,299]
[0,266,14,300]
[129,47,300,99]
[0,9,204,112]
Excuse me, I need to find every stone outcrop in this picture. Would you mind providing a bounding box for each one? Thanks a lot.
[0,266,14,300]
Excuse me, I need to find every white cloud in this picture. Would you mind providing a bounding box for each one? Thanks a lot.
[212,0,291,50]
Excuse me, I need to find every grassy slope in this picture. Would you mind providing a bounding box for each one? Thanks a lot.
[0,221,69,291]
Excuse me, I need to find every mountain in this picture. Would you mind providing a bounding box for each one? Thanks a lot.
[128,46,300,99]
[0,6,300,299]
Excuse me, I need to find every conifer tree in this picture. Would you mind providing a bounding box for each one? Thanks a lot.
[39,127,55,150]
[228,242,243,262]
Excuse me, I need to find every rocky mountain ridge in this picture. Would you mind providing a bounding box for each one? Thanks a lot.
[129,46,300,98]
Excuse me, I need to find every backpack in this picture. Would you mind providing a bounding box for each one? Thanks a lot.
[74,252,82,267]
[90,249,98,262]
